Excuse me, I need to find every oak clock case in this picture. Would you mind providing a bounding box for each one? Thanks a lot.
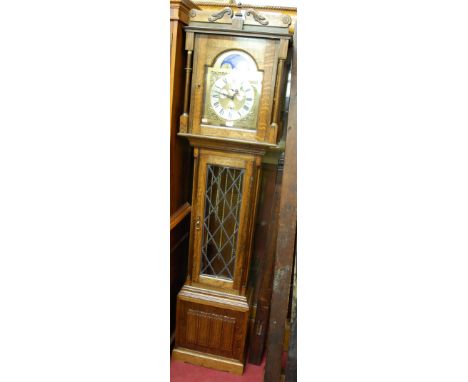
[173,7,291,375]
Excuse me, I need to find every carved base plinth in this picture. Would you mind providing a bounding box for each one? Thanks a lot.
[173,285,250,374]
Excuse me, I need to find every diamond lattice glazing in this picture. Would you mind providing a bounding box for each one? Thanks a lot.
[200,165,244,280]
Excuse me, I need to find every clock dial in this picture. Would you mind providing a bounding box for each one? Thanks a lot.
[210,75,255,121]
[202,50,263,130]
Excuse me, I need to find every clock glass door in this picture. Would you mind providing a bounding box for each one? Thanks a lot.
[192,150,254,290]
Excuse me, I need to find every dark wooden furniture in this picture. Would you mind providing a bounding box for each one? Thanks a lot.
[172,5,292,375]
[248,154,284,365]
[285,252,297,382]
[170,0,199,346]
[264,22,297,382]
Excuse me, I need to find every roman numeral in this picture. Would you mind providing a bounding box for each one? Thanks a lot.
[246,98,253,101]
[243,105,249,111]
[213,102,219,107]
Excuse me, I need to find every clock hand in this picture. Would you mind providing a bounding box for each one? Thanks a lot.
[228,88,240,100]
[230,88,246,100]
[213,90,236,100]
[212,89,233,99]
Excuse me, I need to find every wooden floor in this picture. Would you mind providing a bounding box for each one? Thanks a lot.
[170,356,265,382]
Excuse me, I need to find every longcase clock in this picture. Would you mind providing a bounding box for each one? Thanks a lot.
[172,5,292,374]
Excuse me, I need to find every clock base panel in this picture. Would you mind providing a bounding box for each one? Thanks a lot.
[174,285,250,374]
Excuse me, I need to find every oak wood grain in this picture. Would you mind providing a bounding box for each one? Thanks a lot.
[175,285,249,363]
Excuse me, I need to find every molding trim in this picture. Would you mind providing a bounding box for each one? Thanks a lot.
[178,132,276,155]
[193,1,297,12]
[171,0,201,24]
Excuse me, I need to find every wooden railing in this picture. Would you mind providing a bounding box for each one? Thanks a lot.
[170,202,191,231]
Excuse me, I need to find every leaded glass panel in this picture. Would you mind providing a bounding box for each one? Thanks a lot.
[200,165,244,280]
